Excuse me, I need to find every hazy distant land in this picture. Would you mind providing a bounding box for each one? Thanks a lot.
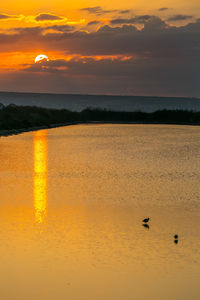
[0,104,200,137]
[0,91,200,112]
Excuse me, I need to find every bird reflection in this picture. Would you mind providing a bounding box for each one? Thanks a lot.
[142,223,150,229]
[174,234,179,244]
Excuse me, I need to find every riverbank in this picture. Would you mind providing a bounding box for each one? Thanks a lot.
[0,105,200,137]
[0,122,77,137]
[1,120,200,138]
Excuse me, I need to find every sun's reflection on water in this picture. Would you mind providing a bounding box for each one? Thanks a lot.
[33,130,48,223]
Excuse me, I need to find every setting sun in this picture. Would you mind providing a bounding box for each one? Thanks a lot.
[35,54,49,63]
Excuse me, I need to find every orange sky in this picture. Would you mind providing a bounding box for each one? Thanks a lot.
[0,0,199,96]
[1,0,200,14]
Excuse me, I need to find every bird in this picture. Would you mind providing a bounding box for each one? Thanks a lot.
[143,218,150,223]
[174,234,178,239]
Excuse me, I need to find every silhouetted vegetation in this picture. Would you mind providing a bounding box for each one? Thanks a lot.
[0,105,200,133]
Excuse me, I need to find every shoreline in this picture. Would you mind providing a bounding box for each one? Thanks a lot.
[1,120,200,138]
[0,122,79,137]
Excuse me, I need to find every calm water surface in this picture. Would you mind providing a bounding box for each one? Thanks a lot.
[0,124,200,300]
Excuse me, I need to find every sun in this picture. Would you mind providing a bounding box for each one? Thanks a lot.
[35,54,49,63]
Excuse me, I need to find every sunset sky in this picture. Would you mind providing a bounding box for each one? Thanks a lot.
[0,0,199,96]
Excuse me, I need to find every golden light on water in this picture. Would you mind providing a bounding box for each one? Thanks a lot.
[33,130,48,223]
[0,125,200,299]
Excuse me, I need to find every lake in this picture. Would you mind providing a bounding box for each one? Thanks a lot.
[1,92,200,112]
[0,124,200,300]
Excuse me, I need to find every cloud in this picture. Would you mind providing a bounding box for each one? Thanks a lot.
[119,10,131,14]
[9,26,43,35]
[80,6,102,14]
[0,14,20,20]
[0,16,200,96]
[97,24,138,34]
[0,14,12,20]
[15,51,200,97]
[87,20,101,26]
[23,56,135,74]
[0,17,199,56]
[167,14,193,21]
[80,6,117,15]
[158,8,169,12]
[35,13,64,22]
[142,16,168,31]
[45,25,74,32]
[0,17,199,57]
[81,6,130,16]
[110,15,151,25]
[0,13,83,25]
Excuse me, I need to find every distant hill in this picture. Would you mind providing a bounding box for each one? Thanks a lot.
[0,91,199,112]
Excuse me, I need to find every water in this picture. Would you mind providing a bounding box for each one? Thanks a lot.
[0,91,200,112]
[0,124,200,300]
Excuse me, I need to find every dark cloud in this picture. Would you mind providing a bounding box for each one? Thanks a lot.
[142,16,168,31]
[97,24,138,35]
[0,14,11,19]
[0,14,18,20]
[23,57,136,75]
[81,6,130,16]
[119,10,131,14]
[81,6,101,14]
[87,20,101,26]
[110,18,133,25]
[23,59,68,73]
[167,14,193,21]
[80,6,117,15]
[0,16,200,96]
[158,8,169,12]
[45,25,74,32]
[15,52,200,97]
[1,17,199,57]
[110,15,152,25]
[35,13,63,21]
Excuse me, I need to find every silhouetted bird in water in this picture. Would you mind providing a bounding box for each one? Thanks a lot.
[143,218,150,223]
[174,234,179,244]
[143,224,150,229]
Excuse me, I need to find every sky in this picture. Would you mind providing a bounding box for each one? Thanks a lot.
[0,0,199,96]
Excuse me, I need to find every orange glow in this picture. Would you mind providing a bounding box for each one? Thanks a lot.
[0,52,134,72]
[0,52,67,70]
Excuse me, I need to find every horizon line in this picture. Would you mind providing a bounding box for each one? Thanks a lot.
[0,90,199,100]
